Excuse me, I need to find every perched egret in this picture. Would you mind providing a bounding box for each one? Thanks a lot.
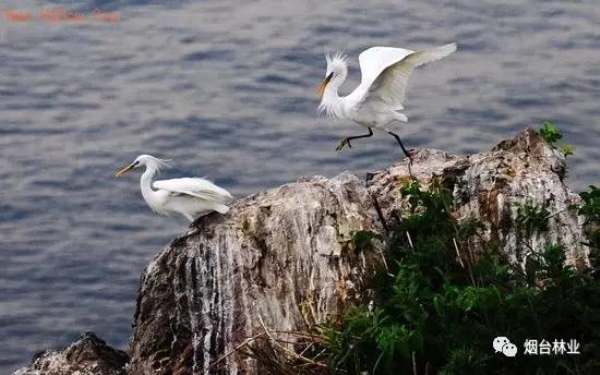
[316,43,457,159]
[115,155,232,222]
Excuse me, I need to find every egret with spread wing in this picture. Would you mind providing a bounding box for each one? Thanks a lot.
[116,155,232,222]
[316,43,457,159]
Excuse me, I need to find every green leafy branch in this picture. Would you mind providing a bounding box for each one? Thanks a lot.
[539,121,574,157]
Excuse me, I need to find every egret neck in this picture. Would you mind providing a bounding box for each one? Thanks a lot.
[319,63,348,119]
[140,166,161,209]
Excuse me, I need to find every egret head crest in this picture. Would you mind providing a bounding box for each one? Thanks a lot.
[316,48,348,99]
[116,154,171,177]
[137,155,171,173]
[325,49,348,70]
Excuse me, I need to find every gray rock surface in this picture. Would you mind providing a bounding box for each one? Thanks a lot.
[14,332,128,375]
[128,129,590,375]
[129,172,386,375]
[15,129,591,375]
[367,128,589,270]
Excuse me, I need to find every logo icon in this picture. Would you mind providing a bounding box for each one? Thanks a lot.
[493,336,518,357]
[502,342,518,357]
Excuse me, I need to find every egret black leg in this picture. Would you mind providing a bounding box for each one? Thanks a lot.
[387,131,412,160]
[336,127,373,151]
[388,131,415,178]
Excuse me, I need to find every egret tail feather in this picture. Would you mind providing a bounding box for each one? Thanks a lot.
[214,204,230,214]
[395,112,408,122]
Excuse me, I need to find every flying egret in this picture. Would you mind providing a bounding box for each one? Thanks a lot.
[316,43,457,160]
[115,154,232,222]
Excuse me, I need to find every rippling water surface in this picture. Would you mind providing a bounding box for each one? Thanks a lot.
[1,0,599,371]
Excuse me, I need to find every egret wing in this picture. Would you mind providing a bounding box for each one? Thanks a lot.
[358,43,457,110]
[358,47,414,89]
[153,178,232,203]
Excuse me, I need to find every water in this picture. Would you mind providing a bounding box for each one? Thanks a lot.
[1,0,599,372]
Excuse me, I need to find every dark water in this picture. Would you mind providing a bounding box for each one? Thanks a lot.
[1,0,599,372]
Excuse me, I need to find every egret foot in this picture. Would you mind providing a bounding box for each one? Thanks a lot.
[335,128,373,152]
[335,138,353,151]
[403,148,416,179]
[388,131,412,158]
[406,150,416,179]
[407,158,416,180]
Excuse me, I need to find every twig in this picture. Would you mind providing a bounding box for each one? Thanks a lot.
[312,347,328,361]
[372,350,385,375]
[412,351,418,375]
[271,330,326,344]
[453,237,466,268]
[545,207,570,220]
[257,314,328,368]
[406,231,414,250]
[380,250,393,277]
[298,341,314,357]
[372,194,389,234]
[455,237,476,286]
[210,332,267,367]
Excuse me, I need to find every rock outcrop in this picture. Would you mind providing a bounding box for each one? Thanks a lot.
[15,129,591,375]
[14,332,128,375]
[128,172,386,375]
[128,128,589,375]
[368,128,589,270]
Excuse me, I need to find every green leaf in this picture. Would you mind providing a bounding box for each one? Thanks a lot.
[539,120,562,146]
[514,200,550,236]
[561,143,574,157]
[349,230,384,254]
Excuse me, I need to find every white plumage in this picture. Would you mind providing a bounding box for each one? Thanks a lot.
[316,43,457,155]
[116,155,232,222]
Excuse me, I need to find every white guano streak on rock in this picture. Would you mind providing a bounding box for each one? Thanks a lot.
[223,231,238,375]
[129,130,589,375]
[186,254,199,375]
[215,232,225,375]
[200,253,213,375]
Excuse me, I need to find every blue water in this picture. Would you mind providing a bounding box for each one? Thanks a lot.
[1,0,599,372]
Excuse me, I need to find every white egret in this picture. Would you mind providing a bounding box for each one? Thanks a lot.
[115,155,232,222]
[316,43,457,159]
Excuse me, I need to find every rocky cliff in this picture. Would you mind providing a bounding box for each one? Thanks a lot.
[14,332,128,375]
[15,129,591,375]
[128,170,386,375]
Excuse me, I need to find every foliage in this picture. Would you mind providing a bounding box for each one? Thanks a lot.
[318,181,600,375]
[349,230,384,254]
[514,200,550,237]
[578,185,600,222]
[538,121,574,157]
[577,185,600,267]
[539,121,563,146]
[560,144,574,157]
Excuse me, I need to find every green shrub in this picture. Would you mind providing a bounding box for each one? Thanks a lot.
[539,121,574,157]
[577,185,600,268]
[320,181,600,375]
[514,200,550,237]
[578,185,600,222]
[539,121,563,146]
